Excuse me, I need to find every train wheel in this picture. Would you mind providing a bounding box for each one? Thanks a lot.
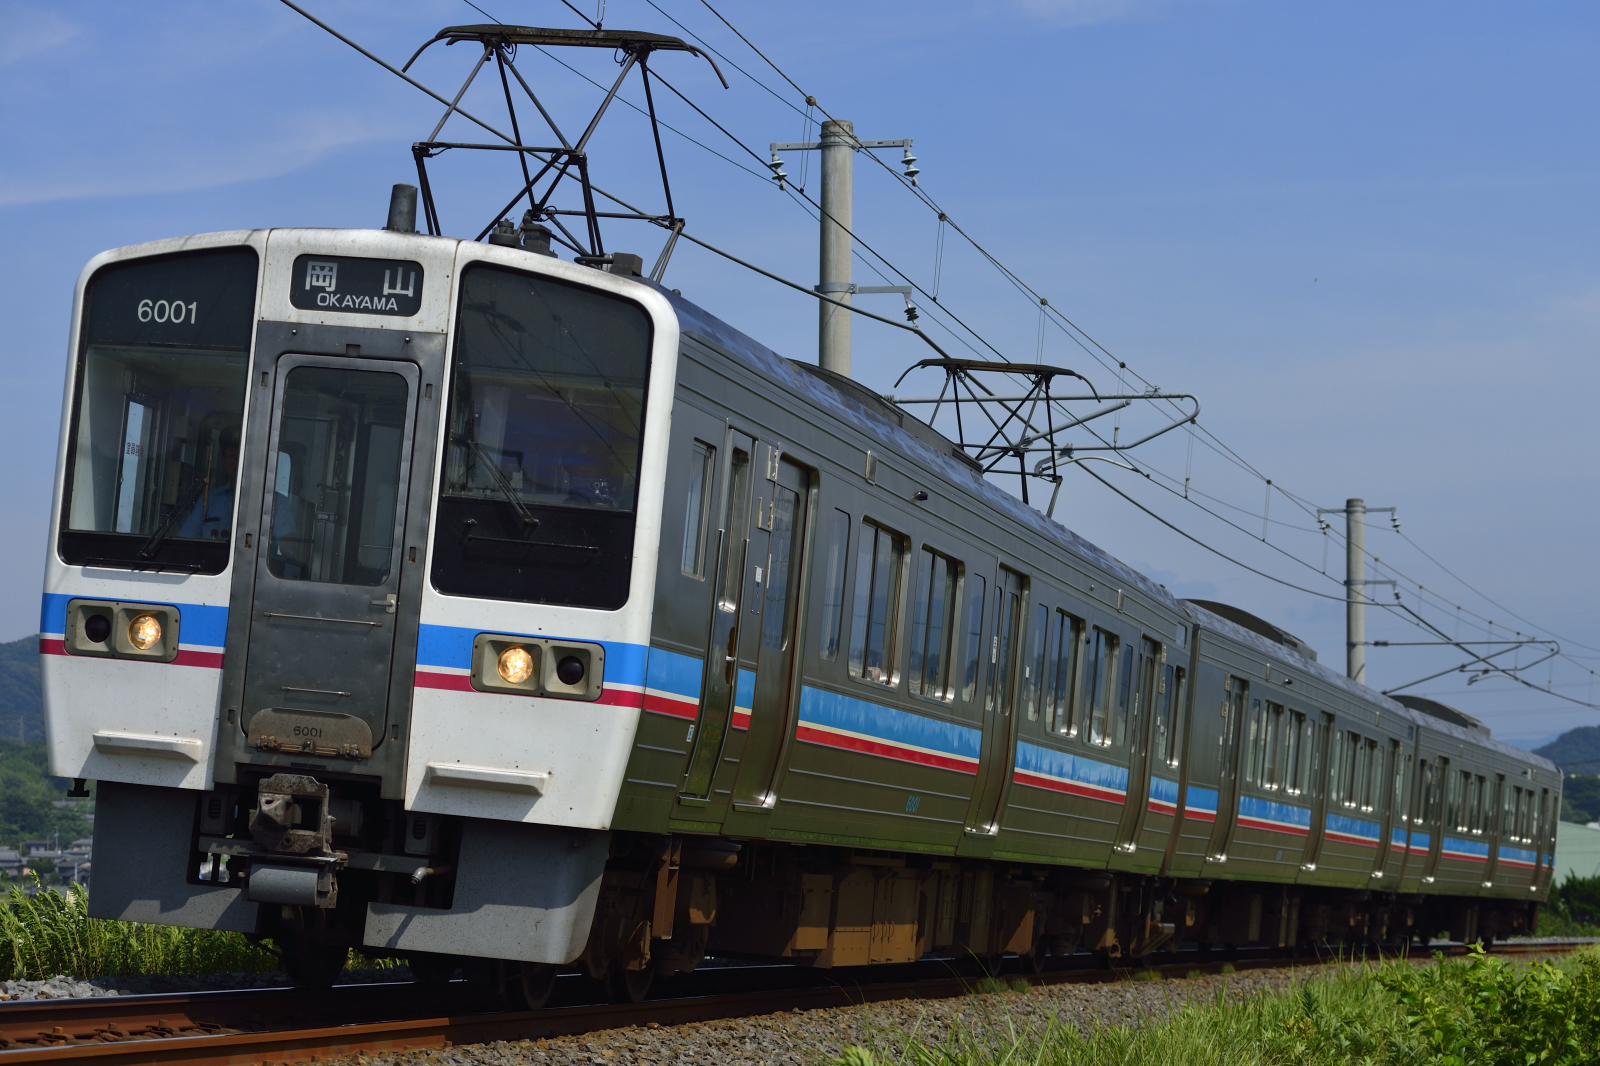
[513,963,559,1010]
[607,963,654,1004]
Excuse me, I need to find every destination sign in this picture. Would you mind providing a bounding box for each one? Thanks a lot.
[289,254,424,317]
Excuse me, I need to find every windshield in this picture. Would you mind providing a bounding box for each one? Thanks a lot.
[432,263,652,609]
[60,248,258,572]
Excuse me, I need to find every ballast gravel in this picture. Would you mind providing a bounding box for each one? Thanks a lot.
[0,966,410,1001]
[321,966,1321,1066]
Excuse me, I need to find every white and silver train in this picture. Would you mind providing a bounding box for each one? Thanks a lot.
[40,188,1560,996]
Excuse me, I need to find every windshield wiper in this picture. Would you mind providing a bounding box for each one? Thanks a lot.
[451,434,539,530]
[138,471,209,559]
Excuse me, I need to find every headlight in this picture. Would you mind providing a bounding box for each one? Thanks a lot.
[498,646,534,684]
[127,613,163,651]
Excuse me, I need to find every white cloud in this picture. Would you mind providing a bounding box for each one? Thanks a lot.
[0,112,403,207]
[0,4,80,70]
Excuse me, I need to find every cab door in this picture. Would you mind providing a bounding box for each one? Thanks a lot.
[962,567,1024,836]
[239,355,418,759]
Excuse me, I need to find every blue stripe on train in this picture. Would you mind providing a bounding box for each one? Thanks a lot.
[1325,812,1381,844]
[797,687,981,761]
[40,592,228,647]
[415,622,649,685]
[1013,742,1129,796]
[1149,776,1179,806]
[646,646,704,699]
[1238,794,1313,832]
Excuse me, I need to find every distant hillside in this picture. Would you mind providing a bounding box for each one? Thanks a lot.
[1536,727,1600,775]
[0,636,42,745]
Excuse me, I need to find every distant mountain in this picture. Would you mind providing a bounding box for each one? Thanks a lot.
[0,636,42,745]
[1536,727,1600,776]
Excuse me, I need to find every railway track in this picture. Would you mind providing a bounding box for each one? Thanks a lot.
[0,940,1585,1065]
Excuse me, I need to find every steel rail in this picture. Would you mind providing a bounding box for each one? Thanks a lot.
[0,940,1584,1064]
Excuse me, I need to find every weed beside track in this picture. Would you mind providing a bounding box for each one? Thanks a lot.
[828,946,1600,1066]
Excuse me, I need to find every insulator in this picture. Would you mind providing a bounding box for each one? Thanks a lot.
[901,147,917,167]
[904,304,919,323]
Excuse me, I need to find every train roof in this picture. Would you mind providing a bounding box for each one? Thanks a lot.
[650,281,1180,612]
[653,282,1557,776]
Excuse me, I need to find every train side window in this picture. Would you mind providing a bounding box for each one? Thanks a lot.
[1048,609,1083,735]
[1503,782,1517,839]
[1086,629,1119,746]
[679,440,715,578]
[960,575,986,702]
[1469,774,1486,833]
[986,571,1025,715]
[819,509,851,661]
[909,547,960,700]
[1020,603,1050,721]
[1221,679,1248,779]
[848,520,908,686]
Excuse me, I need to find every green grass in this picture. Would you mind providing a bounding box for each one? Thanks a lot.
[828,946,1600,1066]
[0,883,278,981]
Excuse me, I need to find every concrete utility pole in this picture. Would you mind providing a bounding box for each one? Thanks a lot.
[770,123,917,379]
[1319,498,1395,685]
[817,119,854,378]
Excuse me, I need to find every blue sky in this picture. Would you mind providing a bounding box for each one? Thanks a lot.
[3,0,1598,748]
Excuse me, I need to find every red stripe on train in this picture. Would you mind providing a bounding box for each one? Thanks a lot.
[797,724,979,774]
[1012,770,1126,805]
[41,637,222,669]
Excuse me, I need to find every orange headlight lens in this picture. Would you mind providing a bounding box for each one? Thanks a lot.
[497,646,534,685]
[127,613,163,651]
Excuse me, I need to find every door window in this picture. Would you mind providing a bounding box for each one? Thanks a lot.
[267,366,408,586]
[679,440,715,578]
[1285,710,1306,793]
[819,509,850,661]
[985,571,1024,714]
[959,575,986,702]
[1020,603,1050,720]
[759,486,801,651]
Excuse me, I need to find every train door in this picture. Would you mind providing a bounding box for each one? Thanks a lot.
[1302,712,1334,869]
[1114,637,1162,851]
[1483,773,1505,885]
[1206,676,1248,859]
[728,454,811,809]
[681,431,756,799]
[239,355,418,758]
[1421,756,1448,882]
[1373,739,1401,876]
[963,567,1024,835]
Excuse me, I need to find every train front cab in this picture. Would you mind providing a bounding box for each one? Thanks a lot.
[40,227,682,978]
